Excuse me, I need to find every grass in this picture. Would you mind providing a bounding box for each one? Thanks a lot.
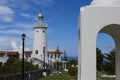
[97,72,115,80]
[101,77,115,80]
[37,72,115,80]
[37,72,70,80]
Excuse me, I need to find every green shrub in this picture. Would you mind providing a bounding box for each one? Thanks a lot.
[0,57,39,74]
[68,65,77,76]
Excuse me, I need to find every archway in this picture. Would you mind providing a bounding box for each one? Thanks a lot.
[97,24,120,80]
[96,32,115,79]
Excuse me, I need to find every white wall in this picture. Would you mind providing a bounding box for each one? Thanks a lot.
[0,54,9,64]
[32,22,48,65]
[79,6,120,80]
[48,54,61,62]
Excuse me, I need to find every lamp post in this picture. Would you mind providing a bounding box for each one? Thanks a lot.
[56,50,59,74]
[43,47,45,70]
[48,54,49,69]
[21,33,26,80]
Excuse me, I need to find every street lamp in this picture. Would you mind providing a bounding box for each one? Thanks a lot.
[21,33,26,80]
[42,47,47,77]
[43,47,45,70]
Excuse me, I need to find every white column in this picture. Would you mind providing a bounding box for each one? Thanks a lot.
[62,62,65,70]
[65,63,66,70]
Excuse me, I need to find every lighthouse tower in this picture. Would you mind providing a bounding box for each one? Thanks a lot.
[32,13,48,66]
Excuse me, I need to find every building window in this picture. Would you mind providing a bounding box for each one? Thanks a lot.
[58,54,60,58]
[35,50,38,54]
[54,54,56,59]
[42,30,45,33]
[51,55,53,59]
[0,54,4,57]
[25,54,31,58]
[36,30,39,33]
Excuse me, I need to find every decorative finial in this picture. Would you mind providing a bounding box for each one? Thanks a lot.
[56,46,59,52]
[38,12,44,20]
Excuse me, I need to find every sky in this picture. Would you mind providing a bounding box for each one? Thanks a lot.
[97,33,115,53]
[0,0,114,57]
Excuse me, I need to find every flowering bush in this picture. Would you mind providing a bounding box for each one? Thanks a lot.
[68,65,78,76]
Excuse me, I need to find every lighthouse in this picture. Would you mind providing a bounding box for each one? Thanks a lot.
[31,13,48,67]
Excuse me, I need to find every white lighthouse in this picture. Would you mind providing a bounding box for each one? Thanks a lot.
[31,13,48,67]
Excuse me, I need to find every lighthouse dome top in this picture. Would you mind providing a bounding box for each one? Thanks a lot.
[38,12,44,20]
[90,0,120,7]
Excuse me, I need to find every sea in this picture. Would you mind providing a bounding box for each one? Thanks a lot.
[61,56,78,61]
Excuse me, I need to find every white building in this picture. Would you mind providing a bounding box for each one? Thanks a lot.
[31,13,48,67]
[48,48,62,70]
[48,48,62,63]
[0,51,19,65]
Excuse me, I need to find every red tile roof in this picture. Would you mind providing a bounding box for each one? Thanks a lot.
[0,51,19,55]
[0,51,6,54]
[25,51,32,54]
[7,51,19,56]
[0,50,62,55]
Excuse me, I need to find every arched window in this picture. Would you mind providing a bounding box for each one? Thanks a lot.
[35,50,38,54]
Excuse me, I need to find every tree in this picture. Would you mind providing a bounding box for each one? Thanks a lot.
[68,65,78,76]
[96,48,104,71]
[64,50,67,61]
[103,49,115,75]
[1,57,39,74]
[24,59,39,71]
[3,57,22,74]
[0,62,3,74]
[69,60,77,65]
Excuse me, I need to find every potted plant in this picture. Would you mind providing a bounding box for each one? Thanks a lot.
[68,65,78,80]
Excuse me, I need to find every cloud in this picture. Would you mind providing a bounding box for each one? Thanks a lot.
[0,6,14,15]
[0,29,34,40]
[15,23,33,29]
[20,13,31,18]
[0,22,34,40]
[0,29,21,35]
[102,44,114,51]
[0,36,19,50]
[97,43,115,53]
[19,13,37,21]
[30,0,55,7]
[0,0,30,10]
[0,33,33,50]
[0,6,14,22]
[0,0,9,5]
[0,15,13,22]
[0,25,6,29]
[11,41,19,51]
[0,38,7,43]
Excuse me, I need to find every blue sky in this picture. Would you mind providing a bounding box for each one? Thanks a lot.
[0,0,114,57]
[97,33,115,53]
